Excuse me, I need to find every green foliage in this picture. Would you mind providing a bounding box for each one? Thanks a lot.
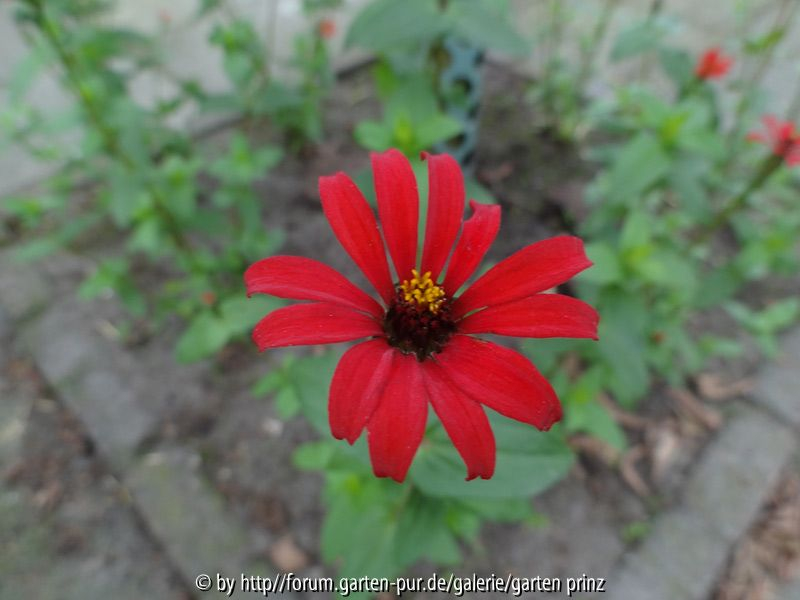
[175,295,284,363]
[354,69,462,157]
[410,417,574,499]
[347,0,525,156]
[523,0,800,421]
[5,0,340,361]
[726,299,800,357]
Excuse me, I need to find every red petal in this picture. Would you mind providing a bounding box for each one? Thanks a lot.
[319,172,394,303]
[435,335,562,430]
[372,149,419,281]
[442,200,501,296]
[458,294,599,340]
[367,353,428,482]
[329,339,395,443]
[252,302,380,350]
[245,256,383,317]
[420,153,464,281]
[422,361,495,480]
[453,235,592,319]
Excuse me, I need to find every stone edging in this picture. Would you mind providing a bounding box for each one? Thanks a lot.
[601,330,800,600]
[0,252,297,599]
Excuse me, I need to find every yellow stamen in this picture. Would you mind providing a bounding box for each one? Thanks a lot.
[399,269,446,313]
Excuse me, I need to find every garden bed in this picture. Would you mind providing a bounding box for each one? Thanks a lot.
[3,59,799,599]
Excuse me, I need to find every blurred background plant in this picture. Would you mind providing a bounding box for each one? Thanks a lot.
[1,0,799,592]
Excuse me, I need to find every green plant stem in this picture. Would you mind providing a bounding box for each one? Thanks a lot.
[699,153,783,243]
[635,0,665,83]
[220,2,272,123]
[575,0,618,97]
[678,76,702,101]
[544,0,565,76]
[28,1,196,261]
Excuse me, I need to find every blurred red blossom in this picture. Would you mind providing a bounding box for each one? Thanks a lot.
[695,47,733,80]
[748,115,800,167]
[318,18,336,39]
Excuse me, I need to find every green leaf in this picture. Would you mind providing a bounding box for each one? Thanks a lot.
[7,46,46,102]
[410,415,574,499]
[620,210,652,253]
[730,299,800,334]
[158,154,200,221]
[175,311,231,363]
[210,134,283,186]
[78,258,146,316]
[12,213,102,262]
[580,242,623,284]
[106,165,151,227]
[394,492,459,567]
[293,441,337,470]
[219,295,282,335]
[611,19,667,61]
[596,290,650,406]
[128,218,164,256]
[668,158,711,219]
[321,476,401,579]
[605,133,670,205]
[744,28,785,55]
[274,387,300,419]
[196,0,223,17]
[414,114,462,150]
[521,338,583,376]
[354,120,394,152]
[634,249,697,295]
[346,0,445,54]
[698,335,743,359]
[693,263,741,308]
[446,0,529,55]
[288,351,341,435]
[564,369,627,452]
[659,47,693,89]
[456,497,537,523]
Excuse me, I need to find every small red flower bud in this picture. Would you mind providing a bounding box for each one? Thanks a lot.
[318,19,335,39]
[695,47,733,80]
[201,291,216,306]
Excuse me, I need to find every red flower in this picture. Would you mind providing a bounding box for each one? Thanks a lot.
[695,47,733,80]
[245,150,598,482]
[317,18,336,39]
[747,115,800,167]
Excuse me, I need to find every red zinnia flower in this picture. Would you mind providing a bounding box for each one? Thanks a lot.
[695,47,733,80]
[747,115,800,167]
[244,150,598,482]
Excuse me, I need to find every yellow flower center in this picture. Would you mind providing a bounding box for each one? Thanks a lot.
[399,269,446,314]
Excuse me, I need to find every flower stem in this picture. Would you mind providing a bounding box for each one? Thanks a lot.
[699,153,783,243]
[575,0,618,104]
